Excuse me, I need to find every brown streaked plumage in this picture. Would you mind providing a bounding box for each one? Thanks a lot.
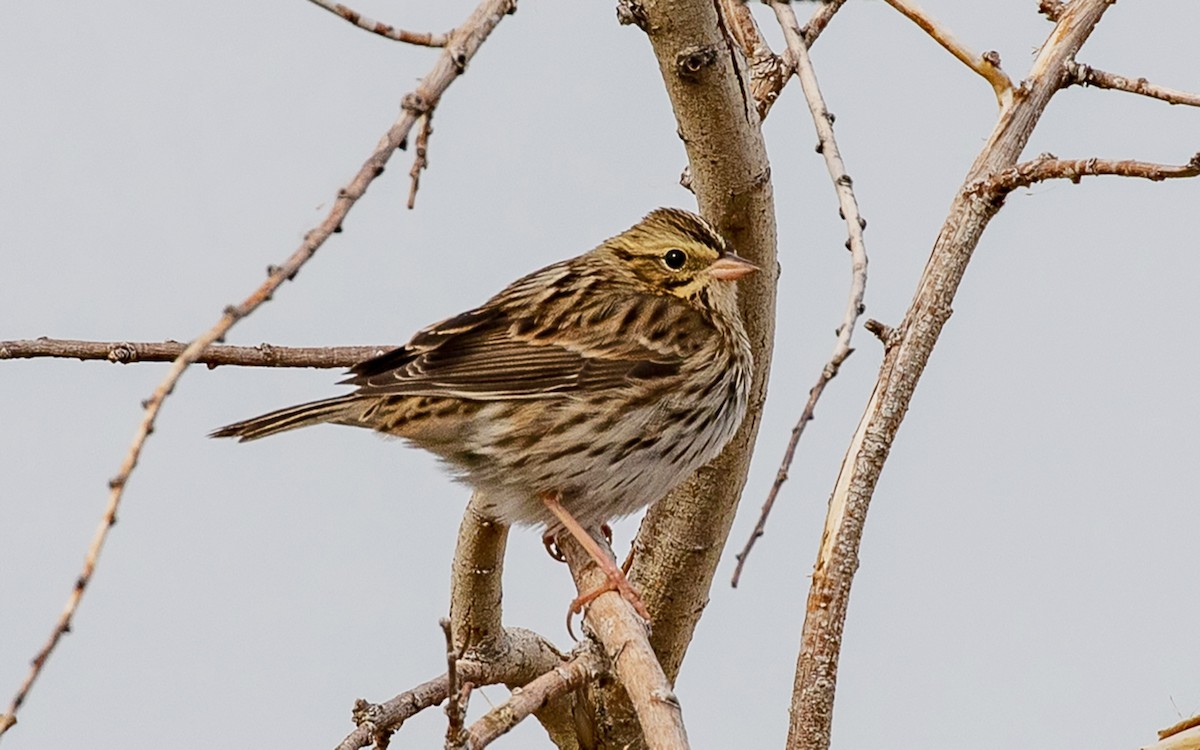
[212,208,755,617]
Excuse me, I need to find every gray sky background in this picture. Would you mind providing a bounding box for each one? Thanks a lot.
[2,2,1197,748]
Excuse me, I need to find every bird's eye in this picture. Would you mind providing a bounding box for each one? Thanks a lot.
[663,248,687,270]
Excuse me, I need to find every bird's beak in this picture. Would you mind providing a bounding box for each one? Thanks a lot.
[709,253,758,281]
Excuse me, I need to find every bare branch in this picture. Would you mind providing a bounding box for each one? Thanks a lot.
[982,152,1200,193]
[560,534,690,750]
[720,0,789,120]
[340,673,455,750]
[464,646,603,749]
[450,496,509,658]
[1065,62,1200,107]
[407,112,434,209]
[801,0,849,47]
[627,0,777,705]
[732,0,870,587]
[787,3,1123,749]
[305,0,450,46]
[881,0,1014,107]
[334,628,570,750]
[679,0,849,189]
[1156,710,1200,744]
[0,338,385,369]
[720,0,851,121]
[0,0,517,739]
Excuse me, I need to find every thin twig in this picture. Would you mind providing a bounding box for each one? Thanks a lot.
[881,0,1014,107]
[0,338,385,369]
[463,647,602,749]
[1065,62,1200,108]
[408,112,434,209]
[305,0,450,46]
[0,0,517,739]
[981,152,1200,192]
[731,1,870,588]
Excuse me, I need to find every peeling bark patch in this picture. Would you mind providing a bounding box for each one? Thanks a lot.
[676,45,718,82]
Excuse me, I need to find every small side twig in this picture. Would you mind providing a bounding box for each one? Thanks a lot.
[800,0,849,47]
[0,338,386,369]
[1038,1,1065,22]
[732,0,870,588]
[1065,62,1200,108]
[981,152,1200,193]
[882,0,1014,107]
[0,0,517,739]
[463,646,603,749]
[440,618,469,750]
[305,0,450,46]
[408,112,434,209]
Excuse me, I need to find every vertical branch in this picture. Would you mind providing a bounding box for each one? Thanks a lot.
[628,0,778,691]
[449,493,509,658]
[786,3,1117,749]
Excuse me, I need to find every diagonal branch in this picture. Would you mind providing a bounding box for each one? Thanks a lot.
[305,0,451,46]
[560,534,689,750]
[0,0,517,739]
[1065,62,1200,108]
[786,2,1142,749]
[464,646,603,749]
[732,0,870,587]
[882,0,1014,107]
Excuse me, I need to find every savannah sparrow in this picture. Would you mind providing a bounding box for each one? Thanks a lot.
[212,208,755,618]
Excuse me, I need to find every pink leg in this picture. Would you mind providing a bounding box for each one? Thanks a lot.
[540,492,650,623]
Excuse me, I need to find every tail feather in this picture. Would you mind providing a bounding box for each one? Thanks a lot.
[210,394,360,442]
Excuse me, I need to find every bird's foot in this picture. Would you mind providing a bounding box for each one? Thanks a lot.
[538,492,650,639]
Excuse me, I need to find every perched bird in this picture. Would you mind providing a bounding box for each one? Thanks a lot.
[212,208,755,619]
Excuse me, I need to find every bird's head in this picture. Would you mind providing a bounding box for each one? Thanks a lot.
[598,208,757,310]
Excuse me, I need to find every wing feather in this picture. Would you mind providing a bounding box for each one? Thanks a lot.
[341,289,694,400]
